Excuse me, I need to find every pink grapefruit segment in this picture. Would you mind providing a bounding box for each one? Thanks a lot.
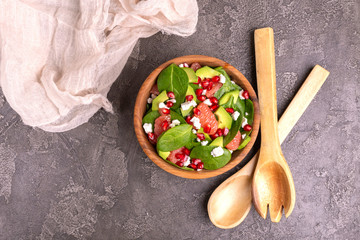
[154,115,171,141]
[205,82,222,98]
[225,131,241,150]
[167,147,186,164]
[194,103,218,135]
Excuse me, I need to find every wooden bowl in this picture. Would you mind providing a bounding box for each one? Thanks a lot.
[134,55,260,179]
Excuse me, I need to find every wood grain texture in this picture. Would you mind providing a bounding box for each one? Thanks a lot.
[252,28,296,222]
[278,65,330,142]
[133,55,260,179]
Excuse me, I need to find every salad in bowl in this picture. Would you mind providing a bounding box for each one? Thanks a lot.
[134,55,259,179]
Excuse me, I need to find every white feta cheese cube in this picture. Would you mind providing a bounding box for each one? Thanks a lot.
[232,111,240,121]
[184,63,189,68]
[196,138,201,142]
[202,89,207,95]
[190,116,201,130]
[239,90,245,100]
[242,117,248,128]
[168,99,176,103]
[172,119,180,125]
[181,100,197,111]
[143,123,153,133]
[179,63,184,68]
[242,133,247,139]
[183,156,191,167]
[245,112,249,116]
[231,81,236,85]
[219,74,226,84]
[192,129,197,134]
[158,102,169,109]
[147,98,153,104]
[203,99,212,106]
[169,119,181,128]
[201,140,209,146]
[211,147,224,157]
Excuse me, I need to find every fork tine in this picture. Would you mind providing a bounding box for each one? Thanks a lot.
[269,202,283,222]
[254,197,269,219]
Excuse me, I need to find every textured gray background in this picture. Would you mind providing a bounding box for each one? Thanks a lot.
[0,0,359,239]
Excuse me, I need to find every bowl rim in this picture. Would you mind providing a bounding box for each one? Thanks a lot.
[134,55,260,179]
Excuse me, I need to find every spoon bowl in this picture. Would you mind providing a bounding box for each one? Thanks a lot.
[208,157,256,228]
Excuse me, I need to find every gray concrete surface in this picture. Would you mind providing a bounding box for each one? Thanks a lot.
[0,0,359,239]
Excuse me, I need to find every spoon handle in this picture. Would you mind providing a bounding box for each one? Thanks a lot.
[278,65,329,143]
[254,28,281,151]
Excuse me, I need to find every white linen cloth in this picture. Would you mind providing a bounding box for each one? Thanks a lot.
[0,0,198,132]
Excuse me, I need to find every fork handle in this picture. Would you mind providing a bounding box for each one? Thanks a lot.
[254,27,280,152]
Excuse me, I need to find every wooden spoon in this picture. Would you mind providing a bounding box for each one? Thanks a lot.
[208,64,329,228]
[252,27,295,222]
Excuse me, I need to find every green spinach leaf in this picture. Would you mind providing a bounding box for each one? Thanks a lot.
[223,114,242,146]
[221,95,245,116]
[214,67,240,99]
[142,110,160,126]
[190,146,231,170]
[170,110,186,124]
[234,99,245,115]
[157,124,192,152]
[244,99,254,125]
[165,159,194,171]
[157,64,189,109]
[214,67,230,81]
[189,83,201,91]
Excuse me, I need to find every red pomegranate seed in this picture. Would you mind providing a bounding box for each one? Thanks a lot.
[242,90,249,99]
[198,95,206,102]
[185,115,192,124]
[176,161,184,167]
[161,121,169,131]
[217,128,223,136]
[183,148,191,156]
[210,104,219,111]
[196,77,202,84]
[186,95,194,101]
[167,91,175,99]
[189,163,197,169]
[226,108,234,114]
[212,76,220,82]
[206,81,213,90]
[166,101,174,108]
[193,108,201,115]
[197,133,205,141]
[204,124,211,133]
[195,88,203,96]
[243,124,252,131]
[210,97,218,105]
[197,162,204,170]
[223,127,229,136]
[201,80,209,88]
[192,158,201,165]
[148,132,155,140]
[175,153,185,161]
[210,133,219,140]
[161,108,170,114]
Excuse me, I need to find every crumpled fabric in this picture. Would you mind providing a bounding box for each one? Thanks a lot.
[0,0,198,132]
